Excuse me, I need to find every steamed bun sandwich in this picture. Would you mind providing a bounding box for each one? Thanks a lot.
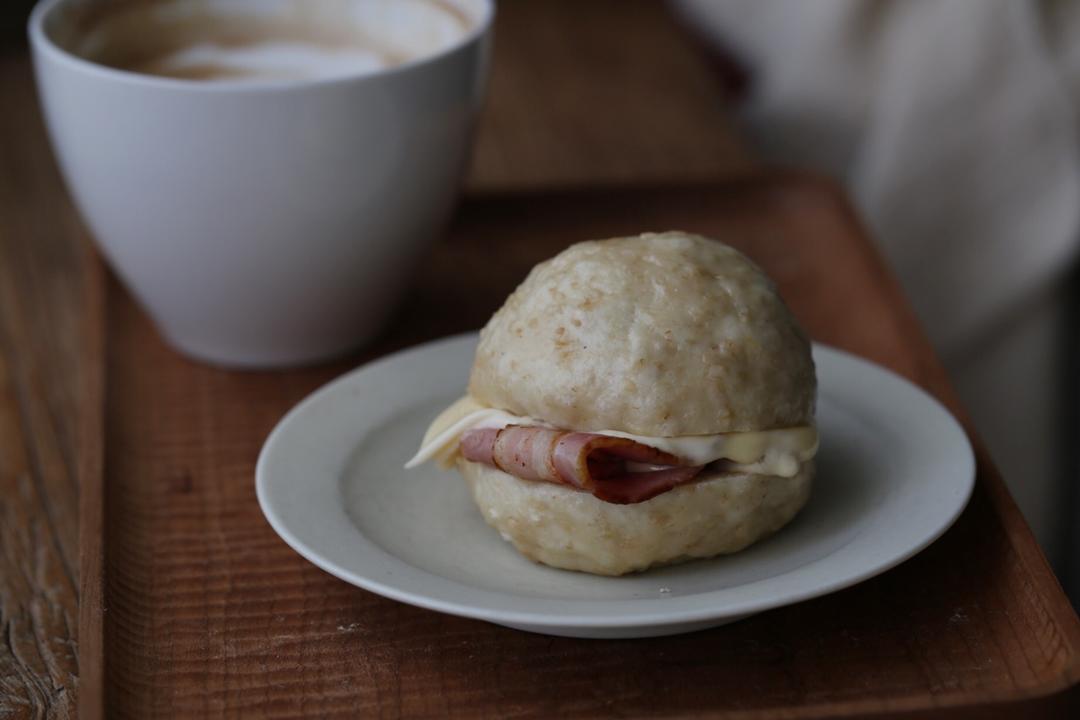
[406,232,818,576]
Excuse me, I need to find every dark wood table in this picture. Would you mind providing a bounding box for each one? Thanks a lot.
[1,1,1077,718]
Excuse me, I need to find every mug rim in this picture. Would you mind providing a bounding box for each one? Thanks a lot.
[28,0,494,92]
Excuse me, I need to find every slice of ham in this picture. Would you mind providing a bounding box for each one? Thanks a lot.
[592,466,706,504]
[460,425,705,504]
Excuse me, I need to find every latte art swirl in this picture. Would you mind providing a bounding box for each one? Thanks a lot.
[59,0,475,82]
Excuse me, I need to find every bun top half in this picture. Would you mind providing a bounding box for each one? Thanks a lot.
[468,232,816,436]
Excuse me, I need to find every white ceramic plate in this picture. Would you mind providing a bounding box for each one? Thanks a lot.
[256,333,975,638]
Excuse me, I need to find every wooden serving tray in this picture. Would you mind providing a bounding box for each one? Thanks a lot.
[80,177,1080,718]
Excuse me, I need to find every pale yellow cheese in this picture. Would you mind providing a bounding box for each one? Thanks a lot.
[406,396,818,477]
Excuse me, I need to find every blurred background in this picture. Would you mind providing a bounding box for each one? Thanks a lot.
[2,0,1077,599]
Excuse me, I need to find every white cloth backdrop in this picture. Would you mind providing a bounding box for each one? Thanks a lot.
[673,0,1080,563]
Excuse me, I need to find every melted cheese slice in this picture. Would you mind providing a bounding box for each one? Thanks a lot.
[406,396,818,478]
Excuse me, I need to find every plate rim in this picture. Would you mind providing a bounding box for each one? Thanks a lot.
[256,332,976,630]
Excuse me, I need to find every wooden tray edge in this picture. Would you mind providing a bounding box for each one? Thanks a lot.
[824,183,1080,695]
[78,246,106,720]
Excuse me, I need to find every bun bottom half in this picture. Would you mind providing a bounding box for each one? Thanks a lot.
[459,460,814,576]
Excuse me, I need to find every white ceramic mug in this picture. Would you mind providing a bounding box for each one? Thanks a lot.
[30,0,492,367]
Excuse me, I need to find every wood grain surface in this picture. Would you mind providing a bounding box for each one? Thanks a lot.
[0,48,81,720]
[468,0,752,191]
[88,178,1080,719]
